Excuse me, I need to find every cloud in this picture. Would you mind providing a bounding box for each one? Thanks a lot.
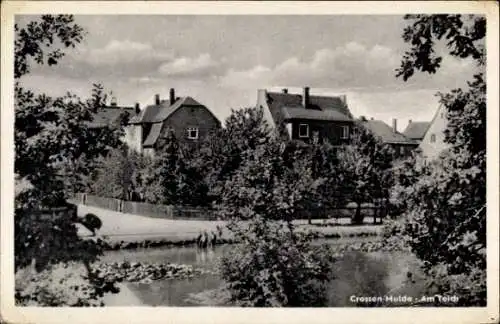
[220,41,477,92]
[29,39,176,81]
[74,39,173,66]
[158,53,222,78]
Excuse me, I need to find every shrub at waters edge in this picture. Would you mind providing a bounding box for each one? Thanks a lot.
[216,127,335,307]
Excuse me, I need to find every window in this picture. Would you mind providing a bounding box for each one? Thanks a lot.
[430,134,436,143]
[187,127,199,140]
[400,146,405,156]
[298,124,309,138]
[341,125,349,139]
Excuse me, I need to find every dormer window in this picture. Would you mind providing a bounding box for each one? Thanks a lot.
[187,127,199,140]
[298,124,309,138]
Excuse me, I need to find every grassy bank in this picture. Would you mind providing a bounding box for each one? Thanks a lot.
[77,205,383,250]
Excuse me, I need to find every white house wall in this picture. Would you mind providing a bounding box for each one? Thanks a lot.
[419,104,449,161]
[123,124,143,153]
[257,89,276,129]
[285,122,293,138]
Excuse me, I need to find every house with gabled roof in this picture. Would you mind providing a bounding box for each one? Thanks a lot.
[359,117,418,159]
[126,88,221,155]
[257,87,355,145]
[403,120,431,144]
[417,104,450,161]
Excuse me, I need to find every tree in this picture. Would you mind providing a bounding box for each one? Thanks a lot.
[390,14,486,305]
[337,127,394,225]
[217,133,334,306]
[193,107,273,204]
[133,130,209,206]
[396,14,485,81]
[14,15,121,305]
[15,15,85,79]
[90,145,134,200]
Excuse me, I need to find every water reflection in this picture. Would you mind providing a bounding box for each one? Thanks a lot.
[102,239,422,307]
[196,248,218,265]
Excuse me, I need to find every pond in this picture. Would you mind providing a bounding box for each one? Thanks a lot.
[100,238,426,307]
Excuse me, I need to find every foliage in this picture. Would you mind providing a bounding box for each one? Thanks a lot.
[15,262,119,307]
[134,154,165,204]
[217,136,334,306]
[193,107,273,204]
[337,127,395,224]
[118,130,210,206]
[396,14,485,81]
[390,14,486,306]
[15,15,85,79]
[14,203,103,271]
[219,225,334,307]
[14,15,121,305]
[150,130,208,206]
[89,145,134,200]
[15,82,125,208]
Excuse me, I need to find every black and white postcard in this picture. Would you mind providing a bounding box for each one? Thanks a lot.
[1,1,499,324]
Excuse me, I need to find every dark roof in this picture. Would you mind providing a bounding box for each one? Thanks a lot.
[282,106,352,122]
[137,96,221,147]
[403,122,431,140]
[361,120,417,145]
[143,123,163,147]
[152,97,204,122]
[87,106,135,128]
[129,100,168,124]
[265,92,353,125]
[131,96,206,124]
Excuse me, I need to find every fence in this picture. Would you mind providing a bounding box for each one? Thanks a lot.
[294,203,387,224]
[72,194,387,223]
[73,193,217,221]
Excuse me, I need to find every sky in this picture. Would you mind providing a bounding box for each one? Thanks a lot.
[17,14,481,131]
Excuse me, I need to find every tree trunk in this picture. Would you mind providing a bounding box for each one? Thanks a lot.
[352,203,364,225]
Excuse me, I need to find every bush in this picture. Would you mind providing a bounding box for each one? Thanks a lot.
[217,134,335,306]
[219,219,334,307]
[15,262,119,306]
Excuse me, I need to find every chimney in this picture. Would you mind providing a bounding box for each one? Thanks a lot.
[282,88,288,94]
[135,102,140,114]
[392,118,397,133]
[155,94,160,105]
[408,119,412,124]
[302,87,310,109]
[110,96,117,106]
[170,88,176,105]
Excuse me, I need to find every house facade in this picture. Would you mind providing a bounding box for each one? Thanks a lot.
[359,117,418,159]
[127,88,221,156]
[257,87,355,145]
[418,104,449,161]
